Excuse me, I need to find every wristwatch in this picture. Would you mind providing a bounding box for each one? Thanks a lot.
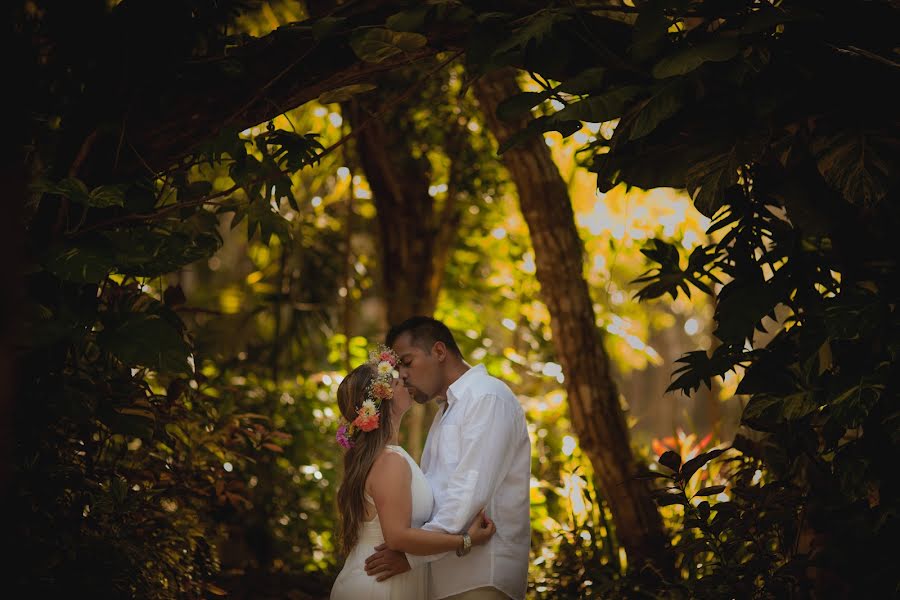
[456,533,472,557]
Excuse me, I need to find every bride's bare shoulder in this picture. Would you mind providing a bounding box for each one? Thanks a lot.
[368,449,411,488]
[371,447,409,471]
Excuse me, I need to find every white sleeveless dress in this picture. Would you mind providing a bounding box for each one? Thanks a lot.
[330,445,434,599]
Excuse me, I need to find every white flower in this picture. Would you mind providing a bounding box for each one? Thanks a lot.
[360,399,377,416]
[377,361,393,375]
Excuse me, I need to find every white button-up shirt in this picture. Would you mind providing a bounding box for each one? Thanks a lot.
[406,364,531,600]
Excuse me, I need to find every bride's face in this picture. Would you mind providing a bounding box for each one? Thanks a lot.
[389,375,413,417]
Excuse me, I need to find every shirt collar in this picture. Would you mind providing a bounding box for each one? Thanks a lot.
[446,363,485,406]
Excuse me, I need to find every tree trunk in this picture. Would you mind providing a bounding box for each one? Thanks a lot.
[473,67,671,572]
[345,99,440,325]
[343,91,464,459]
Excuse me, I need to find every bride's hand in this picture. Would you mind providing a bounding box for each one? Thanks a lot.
[466,508,496,546]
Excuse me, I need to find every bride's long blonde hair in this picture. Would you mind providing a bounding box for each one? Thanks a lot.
[335,362,395,555]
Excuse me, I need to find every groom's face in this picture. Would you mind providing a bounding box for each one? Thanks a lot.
[391,332,442,402]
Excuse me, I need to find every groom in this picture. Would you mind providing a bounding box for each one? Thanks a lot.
[364,316,531,600]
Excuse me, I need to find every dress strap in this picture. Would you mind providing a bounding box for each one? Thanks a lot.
[382,445,408,465]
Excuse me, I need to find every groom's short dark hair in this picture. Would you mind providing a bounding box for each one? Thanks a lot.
[386,316,463,358]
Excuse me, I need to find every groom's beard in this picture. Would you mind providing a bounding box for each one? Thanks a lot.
[409,387,431,405]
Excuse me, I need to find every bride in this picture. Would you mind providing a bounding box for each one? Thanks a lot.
[330,346,496,599]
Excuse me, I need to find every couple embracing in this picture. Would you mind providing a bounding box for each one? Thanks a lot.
[330,317,531,600]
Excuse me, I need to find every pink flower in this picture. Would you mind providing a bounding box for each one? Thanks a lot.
[380,350,397,365]
[335,423,353,449]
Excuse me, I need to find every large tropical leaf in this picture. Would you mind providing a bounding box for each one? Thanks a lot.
[552,85,641,123]
[492,8,573,55]
[630,4,669,62]
[652,38,741,79]
[667,345,750,395]
[713,271,794,345]
[558,67,606,95]
[627,79,688,140]
[685,146,740,218]
[810,129,896,206]
[349,28,427,63]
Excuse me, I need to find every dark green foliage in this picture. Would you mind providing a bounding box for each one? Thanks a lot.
[12,2,331,596]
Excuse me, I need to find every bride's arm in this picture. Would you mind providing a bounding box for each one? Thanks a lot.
[368,451,493,556]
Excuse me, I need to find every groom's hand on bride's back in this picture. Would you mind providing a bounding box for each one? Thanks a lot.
[364,544,411,581]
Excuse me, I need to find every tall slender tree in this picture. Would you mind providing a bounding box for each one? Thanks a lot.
[474,67,671,572]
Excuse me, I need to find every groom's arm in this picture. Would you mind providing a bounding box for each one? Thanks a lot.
[370,506,478,578]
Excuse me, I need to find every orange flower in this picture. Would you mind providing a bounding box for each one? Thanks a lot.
[354,413,379,432]
[371,381,392,401]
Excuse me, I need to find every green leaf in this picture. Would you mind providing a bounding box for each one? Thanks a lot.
[742,394,783,429]
[493,9,573,56]
[713,274,792,345]
[631,5,669,61]
[654,490,688,506]
[697,500,711,521]
[495,91,551,121]
[810,130,896,206]
[557,67,606,95]
[34,178,127,209]
[633,469,675,481]
[680,448,728,483]
[32,177,90,204]
[632,239,718,302]
[349,28,427,63]
[667,345,748,395]
[652,38,740,79]
[105,226,222,277]
[317,83,378,105]
[782,392,818,420]
[43,243,116,283]
[87,185,127,208]
[246,199,291,245]
[386,6,430,32]
[694,485,727,497]
[552,85,641,123]
[261,130,324,171]
[685,146,740,218]
[740,6,821,34]
[98,314,192,373]
[659,449,682,472]
[627,79,687,140]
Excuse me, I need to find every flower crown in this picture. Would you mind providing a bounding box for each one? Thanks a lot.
[335,345,400,449]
